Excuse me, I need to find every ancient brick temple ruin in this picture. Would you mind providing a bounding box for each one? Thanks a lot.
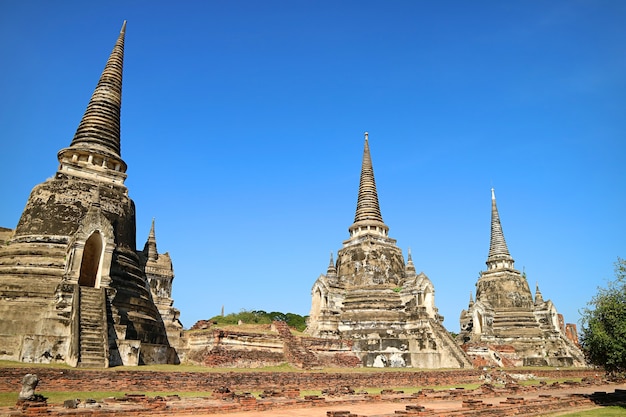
[0,22,181,367]
[458,189,585,367]
[306,133,472,368]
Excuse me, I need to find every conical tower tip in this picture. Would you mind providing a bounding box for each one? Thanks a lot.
[326,251,337,276]
[405,247,416,273]
[486,188,514,270]
[348,133,389,238]
[57,22,129,184]
[145,218,158,261]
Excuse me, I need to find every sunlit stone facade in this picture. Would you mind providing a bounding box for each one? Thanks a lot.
[0,22,179,367]
[458,189,585,367]
[307,133,471,368]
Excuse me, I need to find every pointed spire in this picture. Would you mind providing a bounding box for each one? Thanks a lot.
[57,21,128,184]
[486,188,514,270]
[354,132,383,223]
[145,218,158,261]
[469,291,474,307]
[534,282,544,304]
[406,248,416,273]
[326,252,337,277]
[71,21,126,156]
[348,132,389,237]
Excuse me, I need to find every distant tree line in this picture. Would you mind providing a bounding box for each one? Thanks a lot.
[209,309,308,332]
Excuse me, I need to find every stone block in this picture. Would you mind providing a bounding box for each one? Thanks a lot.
[117,340,140,366]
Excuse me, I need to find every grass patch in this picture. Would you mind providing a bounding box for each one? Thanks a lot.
[0,360,491,373]
[0,360,586,374]
[0,391,219,407]
[0,361,73,370]
[539,406,626,416]
[0,360,303,373]
[0,384,481,407]
[115,363,461,373]
[114,362,305,373]
[517,377,583,386]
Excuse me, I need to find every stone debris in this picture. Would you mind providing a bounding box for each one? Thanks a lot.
[17,375,41,402]
[4,376,625,417]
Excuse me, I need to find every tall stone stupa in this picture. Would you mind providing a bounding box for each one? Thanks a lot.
[306,133,471,368]
[0,22,179,367]
[458,189,585,367]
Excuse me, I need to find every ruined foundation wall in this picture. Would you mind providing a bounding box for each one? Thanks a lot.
[183,329,286,367]
[0,367,597,393]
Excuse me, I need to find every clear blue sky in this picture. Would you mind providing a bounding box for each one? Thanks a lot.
[1,1,624,332]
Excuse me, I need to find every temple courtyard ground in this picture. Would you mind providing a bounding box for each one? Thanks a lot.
[213,382,626,417]
[1,365,625,416]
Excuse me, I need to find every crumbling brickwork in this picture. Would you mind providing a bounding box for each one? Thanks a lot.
[0,367,597,393]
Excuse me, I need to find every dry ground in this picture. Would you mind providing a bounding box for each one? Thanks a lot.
[186,382,626,417]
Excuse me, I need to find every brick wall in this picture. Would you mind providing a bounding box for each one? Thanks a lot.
[0,367,596,393]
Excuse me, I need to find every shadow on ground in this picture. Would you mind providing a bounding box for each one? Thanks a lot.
[587,388,626,409]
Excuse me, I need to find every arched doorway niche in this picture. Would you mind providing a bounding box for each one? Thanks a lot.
[311,287,324,319]
[64,204,115,288]
[78,231,104,287]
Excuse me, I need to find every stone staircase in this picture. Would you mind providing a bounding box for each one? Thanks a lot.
[77,287,107,367]
[342,287,404,311]
[492,308,543,337]
[273,321,320,369]
[429,318,473,368]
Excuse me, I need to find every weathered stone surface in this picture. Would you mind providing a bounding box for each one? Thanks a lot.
[0,22,177,368]
[139,219,183,363]
[458,190,585,367]
[181,321,359,369]
[307,134,471,369]
[18,374,39,401]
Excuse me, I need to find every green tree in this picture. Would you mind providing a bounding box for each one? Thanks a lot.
[206,309,308,332]
[580,257,626,376]
[284,313,307,332]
